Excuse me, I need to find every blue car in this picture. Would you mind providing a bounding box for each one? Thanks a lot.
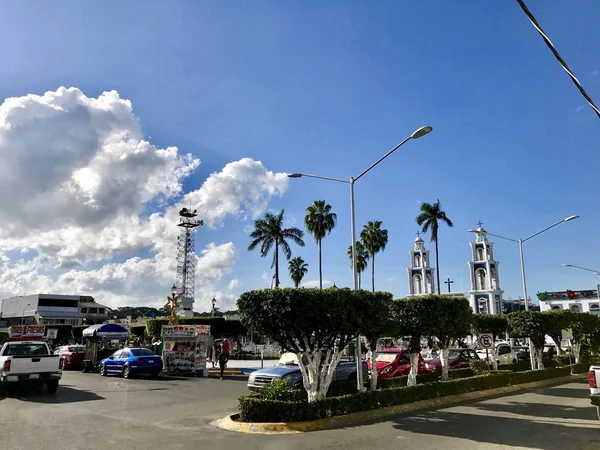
[99,348,162,379]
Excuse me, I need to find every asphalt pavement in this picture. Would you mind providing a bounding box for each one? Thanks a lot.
[0,372,598,450]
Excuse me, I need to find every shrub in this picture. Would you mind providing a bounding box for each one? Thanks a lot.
[378,368,474,389]
[554,354,572,367]
[470,359,488,375]
[256,380,307,402]
[238,366,572,423]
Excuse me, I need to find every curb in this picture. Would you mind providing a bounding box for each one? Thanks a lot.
[212,375,583,434]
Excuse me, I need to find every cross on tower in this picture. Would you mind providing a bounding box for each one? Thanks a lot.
[444,277,454,293]
[416,231,421,238]
[477,221,484,228]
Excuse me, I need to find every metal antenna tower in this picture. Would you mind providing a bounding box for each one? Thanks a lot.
[174,207,203,316]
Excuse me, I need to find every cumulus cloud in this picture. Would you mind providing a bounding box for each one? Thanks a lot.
[301,280,332,288]
[0,87,288,310]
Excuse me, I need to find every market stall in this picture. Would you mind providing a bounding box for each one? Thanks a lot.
[81,323,129,373]
[161,324,211,376]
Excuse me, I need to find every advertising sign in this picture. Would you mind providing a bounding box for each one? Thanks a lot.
[161,325,196,338]
[9,325,46,339]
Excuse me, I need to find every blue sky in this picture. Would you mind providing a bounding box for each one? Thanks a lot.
[0,1,599,306]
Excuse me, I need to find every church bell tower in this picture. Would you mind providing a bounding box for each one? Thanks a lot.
[407,233,436,296]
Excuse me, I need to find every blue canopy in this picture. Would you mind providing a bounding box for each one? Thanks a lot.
[82,323,128,340]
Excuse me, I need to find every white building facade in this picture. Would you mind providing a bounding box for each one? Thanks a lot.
[537,288,600,314]
[407,235,436,296]
[467,227,505,314]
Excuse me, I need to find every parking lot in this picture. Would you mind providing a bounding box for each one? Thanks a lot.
[1,373,598,450]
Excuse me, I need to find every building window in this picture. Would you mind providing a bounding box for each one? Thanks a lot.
[89,308,97,314]
[476,248,484,261]
[81,307,87,313]
[590,304,600,310]
[414,254,421,268]
[413,275,422,295]
[551,305,561,310]
[98,308,105,314]
[570,304,581,312]
[478,298,489,314]
[476,269,487,290]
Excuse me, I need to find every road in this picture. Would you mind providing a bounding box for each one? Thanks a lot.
[1,373,598,450]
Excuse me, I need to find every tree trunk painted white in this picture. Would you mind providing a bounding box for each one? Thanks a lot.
[491,347,499,371]
[440,347,449,380]
[572,343,581,364]
[407,352,420,386]
[535,346,545,370]
[369,348,378,391]
[295,348,344,403]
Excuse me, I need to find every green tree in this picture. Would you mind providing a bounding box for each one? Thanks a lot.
[392,297,437,386]
[288,256,309,288]
[569,312,599,363]
[355,291,395,390]
[347,241,369,289]
[508,311,550,369]
[415,200,454,294]
[471,314,509,370]
[430,296,473,380]
[248,210,305,288]
[542,309,573,355]
[359,221,389,292]
[304,200,337,289]
[237,287,370,402]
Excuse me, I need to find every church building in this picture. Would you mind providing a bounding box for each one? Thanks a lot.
[467,226,505,314]
[406,233,436,296]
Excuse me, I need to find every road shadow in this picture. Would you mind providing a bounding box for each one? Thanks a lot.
[392,409,596,450]
[471,399,595,421]
[6,385,104,404]
[534,380,590,400]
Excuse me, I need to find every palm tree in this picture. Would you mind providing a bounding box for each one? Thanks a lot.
[347,241,369,289]
[359,221,388,292]
[416,199,454,294]
[304,200,337,289]
[248,210,305,288]
[288,257,309,288]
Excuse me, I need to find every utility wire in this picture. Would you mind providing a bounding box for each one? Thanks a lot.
[515,0,600,119]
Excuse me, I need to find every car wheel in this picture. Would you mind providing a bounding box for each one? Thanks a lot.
[99,364,107,376]
[46,380,59,394]
[59,359,65,370]
[150,370,160,378]
[123,366,131,379]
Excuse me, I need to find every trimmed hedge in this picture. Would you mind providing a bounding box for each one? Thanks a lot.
[238,367,572,423]
[146,317,247,338]
[378,368,474,389]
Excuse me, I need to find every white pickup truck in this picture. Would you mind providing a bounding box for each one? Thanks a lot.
[0,341,62,394]
[589,365,600,420]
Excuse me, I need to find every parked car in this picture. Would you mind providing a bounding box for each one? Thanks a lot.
[247,352,367,390]
[99,348,162,379]
[0,341,61,393]
[513,346,531,363]
[476,343,517,366]
[366,348,426,379]
[589,365,600,420]
[426,348,480,372]
[54,345,86,370]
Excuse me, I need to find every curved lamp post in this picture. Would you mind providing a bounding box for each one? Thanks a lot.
[288,125,433,391]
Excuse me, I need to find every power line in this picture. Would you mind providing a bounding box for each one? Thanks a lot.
[515,0,600,119]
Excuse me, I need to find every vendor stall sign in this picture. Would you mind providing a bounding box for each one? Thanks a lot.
[162,324,211,338]
[9,325,45,339]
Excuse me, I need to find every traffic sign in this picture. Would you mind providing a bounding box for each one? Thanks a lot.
[46,328,58,340]
[478,333,494,349]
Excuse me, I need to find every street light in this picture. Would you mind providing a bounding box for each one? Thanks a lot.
[562,264,600,276]
[468,215,579,369]
[288,125,433,391]
[21,303,31,326]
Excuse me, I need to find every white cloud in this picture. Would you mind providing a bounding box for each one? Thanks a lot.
[301,279,331,288]
[227,279,240,290]
[0,87,289,310]
[576,105,585,113]
[262,272,270,280]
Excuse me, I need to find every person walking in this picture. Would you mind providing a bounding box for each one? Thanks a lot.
[219,339,230,380]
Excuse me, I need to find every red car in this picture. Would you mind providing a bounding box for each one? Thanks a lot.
[366,348,427,379]
[425,348,480,372]
[54,345,86,370]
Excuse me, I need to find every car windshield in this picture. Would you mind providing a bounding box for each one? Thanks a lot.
[376,353,397,363]
[131,348,155,357]
[3,343,48,356]
[68,346,85,353]
[448,350,461,359]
